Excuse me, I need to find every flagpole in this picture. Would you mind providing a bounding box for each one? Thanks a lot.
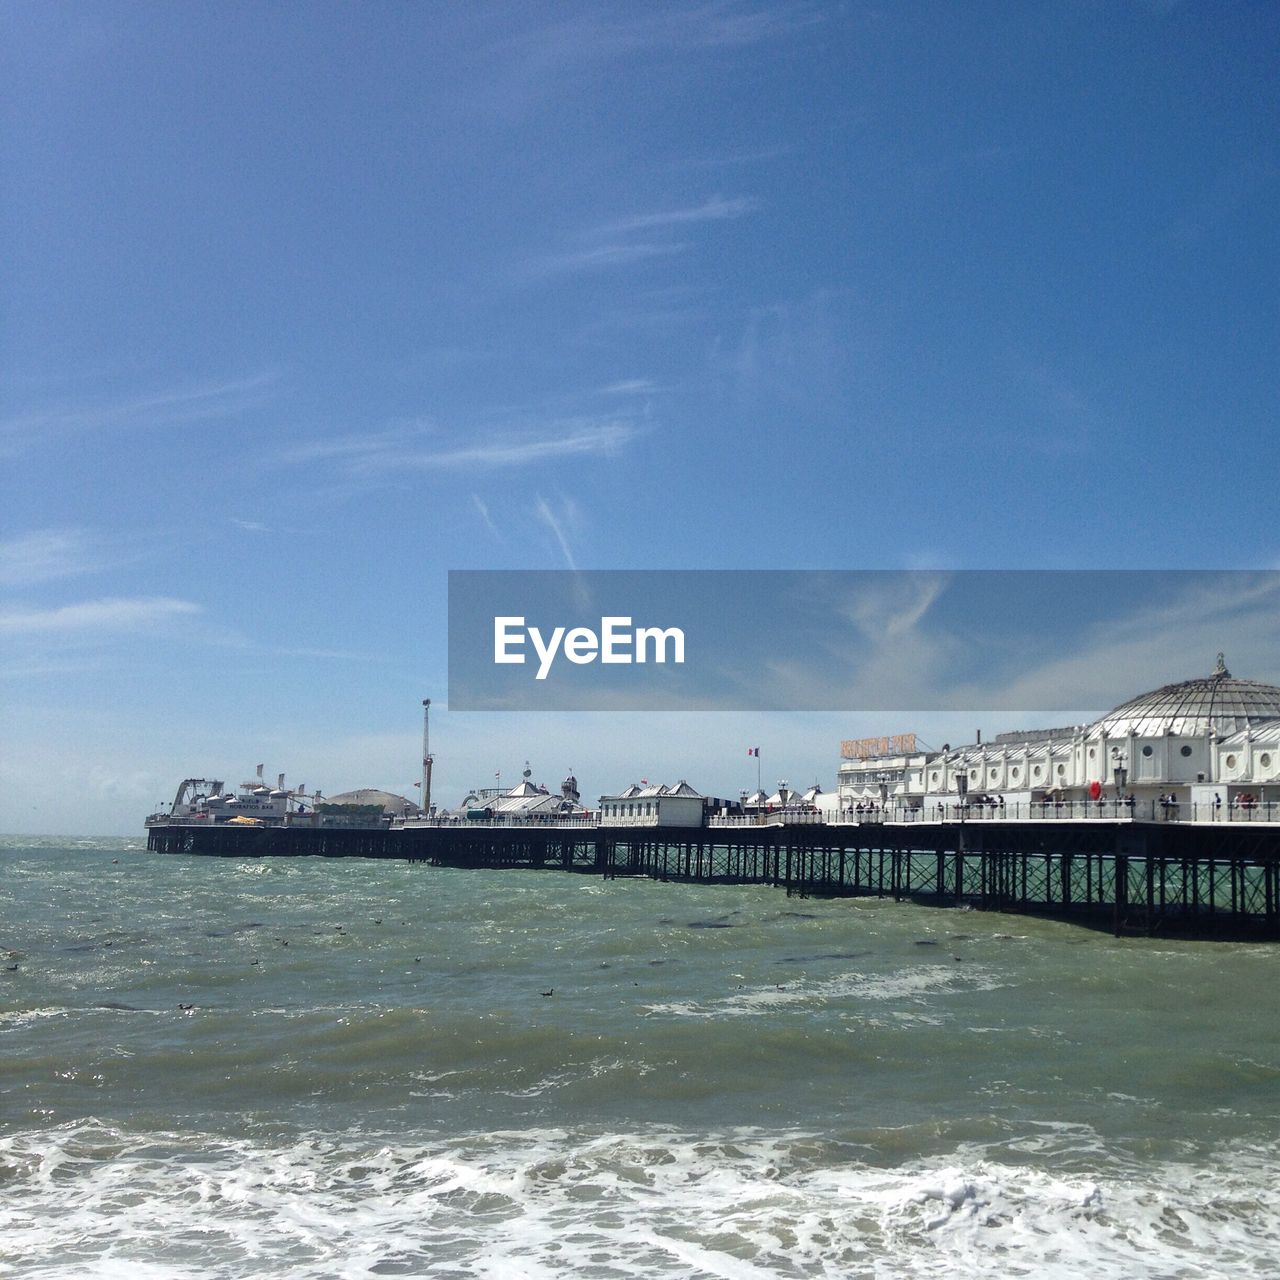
[757,750,761,798]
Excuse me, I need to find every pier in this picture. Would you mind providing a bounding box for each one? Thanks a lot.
[146,814,1280,940]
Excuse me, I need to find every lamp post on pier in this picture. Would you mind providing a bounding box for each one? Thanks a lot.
[1111,749,1127,799]
[954,760,969,904]
[1112,748,1128,812]
[421,699,434,817]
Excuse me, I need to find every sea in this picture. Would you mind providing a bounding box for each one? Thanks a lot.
[2,836,1279,1279]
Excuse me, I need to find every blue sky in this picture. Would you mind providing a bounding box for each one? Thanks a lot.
[2,2,1277,834]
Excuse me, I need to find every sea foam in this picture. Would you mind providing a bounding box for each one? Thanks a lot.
[3,1122,1278,1279]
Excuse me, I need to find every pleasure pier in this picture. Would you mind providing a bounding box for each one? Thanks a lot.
[146,659,1280,939]
[146,806,1280,941]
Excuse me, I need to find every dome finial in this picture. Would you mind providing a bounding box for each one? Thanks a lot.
[1214,651,1229,677]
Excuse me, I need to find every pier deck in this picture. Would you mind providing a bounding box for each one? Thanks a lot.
[145,816,1280,940]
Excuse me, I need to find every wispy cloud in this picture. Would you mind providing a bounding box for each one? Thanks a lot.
[471,493,504,543]
[599,379,658,396]
[497,4,821,81]
[280,422,427,464]
[597,195,758,235]
[283,419,638,476]
[1004,352,1105,457]
[0,596,202,636]
[713,289,851,411]
[0,529,101,587]
[1,373,278,454]
[534,495,580,571]
[270,644,379,661]
[674,145,790,170]
[532,496,595,606]
[753,572,1280,715]
[230,518,272,534]
[982,575,1280,712]
[531,195,759,280]
[529,241,691,277]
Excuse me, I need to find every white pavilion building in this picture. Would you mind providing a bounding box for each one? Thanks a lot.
[839,656,1280,811]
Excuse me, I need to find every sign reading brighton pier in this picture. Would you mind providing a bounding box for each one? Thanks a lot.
[841,734,918,760]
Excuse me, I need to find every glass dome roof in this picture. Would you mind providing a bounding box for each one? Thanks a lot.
[1089,655,1280,739]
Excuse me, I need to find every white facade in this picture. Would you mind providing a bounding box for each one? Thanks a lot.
[843,658,1280,808]
[838,750,939,811]
[600,781,705,826]
[458,774,586,818]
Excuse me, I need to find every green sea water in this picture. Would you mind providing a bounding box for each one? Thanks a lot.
[2,836,1279,1277]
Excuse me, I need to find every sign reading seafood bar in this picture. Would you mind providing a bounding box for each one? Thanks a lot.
[445,569,1280,712]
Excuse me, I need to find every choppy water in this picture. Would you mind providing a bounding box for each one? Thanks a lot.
[3,837,1279,1278]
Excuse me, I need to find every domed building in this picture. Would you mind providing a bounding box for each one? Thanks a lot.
[936,656,1280,805]
[1089,656,1280,740]
[321,788,421,817]
[842,657,1280,812]
[1081,655,1280,797]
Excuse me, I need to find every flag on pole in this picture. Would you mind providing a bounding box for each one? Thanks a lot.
[747,747,760,757]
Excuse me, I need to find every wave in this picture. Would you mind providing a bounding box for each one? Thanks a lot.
[643,964,1005,1019]
[1,1121,1275,1278]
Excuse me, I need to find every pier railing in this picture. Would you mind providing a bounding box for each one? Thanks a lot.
[148,796,1280,939]
[158,800,1280,834]
[830,799,1278,824]
[395,812,600,829]
[395,801,1280,830]
[712,800,1280,826]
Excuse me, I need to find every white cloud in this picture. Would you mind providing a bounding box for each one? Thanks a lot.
[0,597,202,635]
[530,241,691,276]
[428,423,635,468]
[978,576,1280,711]
[534,494,579,571]
[471,494,504,543]
[281,422,427,464]
[598,379,657,396]
[0,529,99,587]
[498,5,822,80]
[1,373,278,453]
[597,196,759,235]
[284,420,637,474]
[530,197,758,280]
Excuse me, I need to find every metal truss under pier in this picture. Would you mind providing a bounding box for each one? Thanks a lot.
[145,819,1280,940]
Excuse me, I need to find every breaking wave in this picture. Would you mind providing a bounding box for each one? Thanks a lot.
[3,1122,1278,1279]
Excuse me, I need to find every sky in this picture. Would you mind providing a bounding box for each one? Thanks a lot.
[2,1,1277,835]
